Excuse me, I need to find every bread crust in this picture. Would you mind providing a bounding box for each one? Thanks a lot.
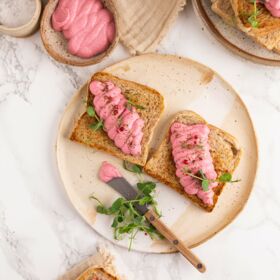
[212,0,280,53]
[144,111,242,212]
[40,0,119,66]
[70,72,164,166]
[76,267,118,280]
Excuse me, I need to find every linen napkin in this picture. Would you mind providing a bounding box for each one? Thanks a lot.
[114,0,187,54]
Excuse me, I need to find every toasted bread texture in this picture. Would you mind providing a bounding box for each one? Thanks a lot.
[40,0,119,66]
[70,72,164,166]
[231,0,280,36]
[144,111,242,212]
[76,267,118,280]
[212,0,280,53]
[212,0,236,26]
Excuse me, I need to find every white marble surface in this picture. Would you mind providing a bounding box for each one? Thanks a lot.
[0,3,280,280]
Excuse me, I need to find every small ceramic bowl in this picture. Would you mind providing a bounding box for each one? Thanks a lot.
[0,0,42,37]
[40,0,119,66]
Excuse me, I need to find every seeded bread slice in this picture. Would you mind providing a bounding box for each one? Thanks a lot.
[212,0,236,26]
[212,0,280,53]
[144,111,242,212]
[76,267,118,280]
[230,0,280,36]
[70,72,164,166]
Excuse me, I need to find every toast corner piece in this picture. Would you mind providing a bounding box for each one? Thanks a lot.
[144,110,242,212]
[76,267,119,280]
[211,0,236,26]
[70,72,164,166]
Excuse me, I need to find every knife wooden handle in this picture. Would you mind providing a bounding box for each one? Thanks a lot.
[145,209,206,273]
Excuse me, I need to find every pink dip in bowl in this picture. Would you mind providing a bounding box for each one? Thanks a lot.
[52,0,116,58]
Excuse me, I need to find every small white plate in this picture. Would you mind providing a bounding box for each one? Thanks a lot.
[56,54,258,253]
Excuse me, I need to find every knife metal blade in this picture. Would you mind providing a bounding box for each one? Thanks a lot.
[107,177,148,215]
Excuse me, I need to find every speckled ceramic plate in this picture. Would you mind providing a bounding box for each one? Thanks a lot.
[192,0,280,66]
[56,54,258,253]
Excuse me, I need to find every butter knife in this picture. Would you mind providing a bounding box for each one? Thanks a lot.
[106,177,206,273]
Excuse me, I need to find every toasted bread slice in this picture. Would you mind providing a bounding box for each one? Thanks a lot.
[76,267,118,280]
[70,72,164,166]
[144,111,242,212]
[231,0,280,36]
[212,0,236,26]
[212,0,280,53]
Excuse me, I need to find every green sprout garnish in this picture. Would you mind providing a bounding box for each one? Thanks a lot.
[87,105,104,131]
[90,163,162,250]
[183,167,241,192]
[126,100,145,111]
[248,0,260,28]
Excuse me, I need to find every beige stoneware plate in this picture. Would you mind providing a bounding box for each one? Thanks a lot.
[56,54,258,253]
[192,0,280,66]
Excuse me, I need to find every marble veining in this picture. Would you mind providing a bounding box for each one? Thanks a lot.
[0,36,38,103]
[0,3,280,280]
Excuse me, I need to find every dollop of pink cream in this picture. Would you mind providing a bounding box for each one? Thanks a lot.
[52,0,116,58]
[99,161,122,183]
[265,0,280,17]
[90,80,144,156]
[170,122,218,206]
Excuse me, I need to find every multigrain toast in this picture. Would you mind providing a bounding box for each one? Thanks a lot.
[212,0,280,53]
[70,72,164,166]
[76,267,118,280]
[231,0,280,36]
[212,0,236,26]
[144,111,242,212]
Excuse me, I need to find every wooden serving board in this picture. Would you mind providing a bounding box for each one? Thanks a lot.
[56,54,258,253]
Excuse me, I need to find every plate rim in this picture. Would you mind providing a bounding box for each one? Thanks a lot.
[192,0,280,67]
[55,53,259,253]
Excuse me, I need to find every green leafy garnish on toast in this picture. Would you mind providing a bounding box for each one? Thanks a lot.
[87,105,104,131]
[248,0,260,28]
[183,167,240,192]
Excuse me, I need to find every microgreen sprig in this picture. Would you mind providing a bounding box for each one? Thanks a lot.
[87,105,104,131]
[126,100,145,110]
[248,0,260,28]
[90,170,162,250]
[123,160,144,182]
[123,160,143,174]
[183,167,241,192]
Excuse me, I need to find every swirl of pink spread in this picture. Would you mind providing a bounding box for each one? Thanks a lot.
[90,80,144,156]
[170,122,218,205]
[265,0,280,17]
[99,161,122,182]
[52,0,116,58]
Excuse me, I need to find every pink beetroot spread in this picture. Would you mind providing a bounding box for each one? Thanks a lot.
[90,80,144,156]
[265,0,280,17]
[52,0,116,58]
[99,161,122,182]
[170,122,218,205]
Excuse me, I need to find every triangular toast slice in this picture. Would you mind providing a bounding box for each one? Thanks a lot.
[212,0,280,53]
[144,111,242,212]
[70,72,164,166]
[231,0,280,36]
[212,0,236,26]
[76,267,118,280]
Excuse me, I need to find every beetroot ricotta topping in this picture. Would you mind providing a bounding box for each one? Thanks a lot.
[170,122,218,205]
[89,80,144,156]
